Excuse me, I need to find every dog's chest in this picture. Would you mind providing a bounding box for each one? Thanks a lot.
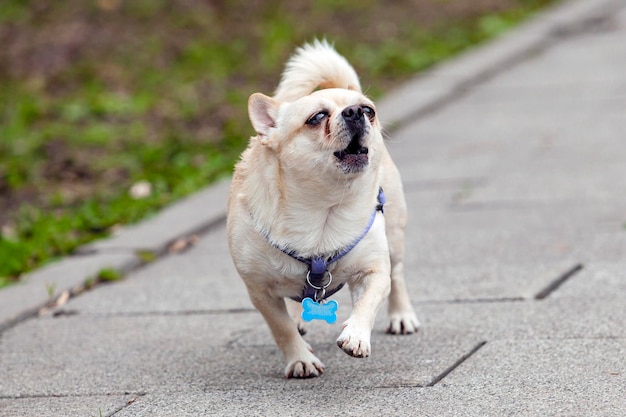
[272,210,362,257]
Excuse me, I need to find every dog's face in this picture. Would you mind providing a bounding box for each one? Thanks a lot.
[249,88,384,180]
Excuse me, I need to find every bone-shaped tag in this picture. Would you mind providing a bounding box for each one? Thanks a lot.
[301,297,338,324]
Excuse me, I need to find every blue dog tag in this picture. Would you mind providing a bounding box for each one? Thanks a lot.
[301,297,338,324]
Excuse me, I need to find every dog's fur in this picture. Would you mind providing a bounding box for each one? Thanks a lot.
[227,40,420,378]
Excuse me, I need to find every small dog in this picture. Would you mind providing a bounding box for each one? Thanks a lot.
[227,40,420,378]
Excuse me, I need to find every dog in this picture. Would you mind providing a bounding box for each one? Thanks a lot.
[227,40,420,378]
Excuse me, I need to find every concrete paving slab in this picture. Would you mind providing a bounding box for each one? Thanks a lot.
[7,262,619,399]
[0,252,138,330]
[114,388,443,417]
[3,270,622,412]
[386,7,626,211]
[393,90,626,149]
[202,338,479,390]
[409,261,626,341]
[0,313,259,397]
[0,309,479,395]
[376,0,626,127]
[0,395,138,417]
[390,79,621,206]
[436,338,626,417]
[454,171,626,206]
[466,21,626,93]
[396,156,494,189]
[550,261,626,299]
[407,190,622,236]
[404,226,580,267]
[101,339,626,417]
[67,225,251,314]
[414,296,624,342]
[404,262,579,302]
[117,375,626,417]
[403,196,626,266]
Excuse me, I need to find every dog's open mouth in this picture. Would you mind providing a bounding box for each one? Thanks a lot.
[334,139,369,173]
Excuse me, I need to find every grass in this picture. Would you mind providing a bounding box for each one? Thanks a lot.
[79,267,123,291]
[95,267,123,282]
[0,0,559,286]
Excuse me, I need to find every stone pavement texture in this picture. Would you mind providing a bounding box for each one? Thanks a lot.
[1,0,625,415]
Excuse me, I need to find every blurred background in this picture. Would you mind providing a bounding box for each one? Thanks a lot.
[0,0,557,285]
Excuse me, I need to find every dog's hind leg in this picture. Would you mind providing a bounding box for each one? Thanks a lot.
[387,249,421,334]
[381,156,421,335]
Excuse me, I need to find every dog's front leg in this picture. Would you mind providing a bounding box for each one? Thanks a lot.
[286,298,307,335]
[337,269,391,358]
[248,289,324,378]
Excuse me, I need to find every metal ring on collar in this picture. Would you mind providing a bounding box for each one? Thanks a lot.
[305,270,333,290]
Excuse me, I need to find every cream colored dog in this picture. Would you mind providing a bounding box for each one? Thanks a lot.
[227,40,420,378]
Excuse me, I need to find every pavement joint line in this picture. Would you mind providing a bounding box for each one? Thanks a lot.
[0,392,146,417]
[49,308,258,318]
[375,383,430,389]
[0,256,140,335]
[382,47,540,133]
[548,10,618,38]
[106,393,145,417]
[383,54,522,133]
[426,340,488,387]
[74,214,227,258]
[418,297,526,305]
[534,263,584,300]
[0,391,146,400]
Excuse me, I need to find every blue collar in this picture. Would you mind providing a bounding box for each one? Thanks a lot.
[259,188,385,302]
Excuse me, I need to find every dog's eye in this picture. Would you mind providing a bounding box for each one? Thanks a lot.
[362,106,375,121]
[306,111,328,126]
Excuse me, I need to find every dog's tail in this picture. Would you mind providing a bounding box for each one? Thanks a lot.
[273,39,361,102]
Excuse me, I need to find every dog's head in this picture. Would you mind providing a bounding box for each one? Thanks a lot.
[248,88,383,179]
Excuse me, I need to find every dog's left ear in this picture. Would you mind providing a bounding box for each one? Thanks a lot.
[347,84,361,92]
[248,93,279,145]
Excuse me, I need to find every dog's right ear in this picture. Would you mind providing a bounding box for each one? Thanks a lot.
[248,93,279,145]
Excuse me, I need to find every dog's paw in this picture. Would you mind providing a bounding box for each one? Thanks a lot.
[284,353,325,378]
[387,311,421,335]
[336,325,371,358]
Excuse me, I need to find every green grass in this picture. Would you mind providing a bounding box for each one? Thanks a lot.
[95,268,123,282]
[0,0,559,286]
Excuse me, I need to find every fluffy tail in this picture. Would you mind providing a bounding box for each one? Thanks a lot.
[273,39,361,102]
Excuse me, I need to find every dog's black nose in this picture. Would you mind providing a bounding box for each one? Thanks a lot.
[341,105,364,122]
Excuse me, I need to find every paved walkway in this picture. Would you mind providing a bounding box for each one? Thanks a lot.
[1,0,625,415]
